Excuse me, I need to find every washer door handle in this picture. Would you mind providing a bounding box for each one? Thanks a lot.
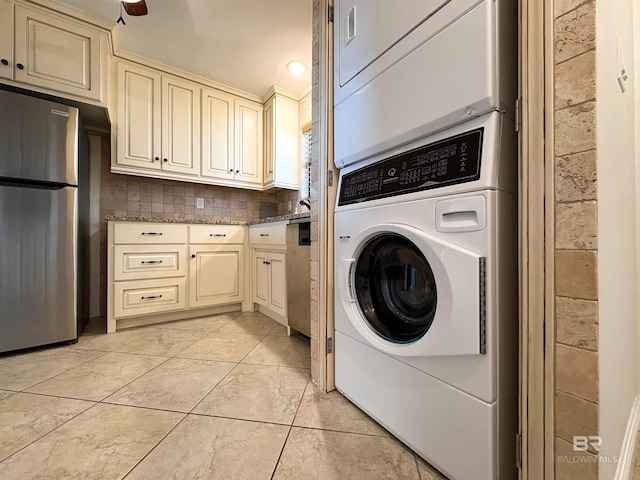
[342,259,356,304]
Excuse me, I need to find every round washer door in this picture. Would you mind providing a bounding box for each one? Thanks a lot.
[353,234,437,343]
[337,223,483,357]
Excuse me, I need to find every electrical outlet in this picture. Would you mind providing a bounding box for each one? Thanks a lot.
[196,197,204,209]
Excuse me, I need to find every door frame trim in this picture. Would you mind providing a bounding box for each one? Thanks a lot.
[318,0,337,392]
[519,0,553,478]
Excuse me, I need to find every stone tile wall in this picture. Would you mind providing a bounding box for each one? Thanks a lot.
[96,132,277,316]
[553,1,599,478]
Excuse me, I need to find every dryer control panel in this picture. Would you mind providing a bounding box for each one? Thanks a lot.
[338,128,483,206]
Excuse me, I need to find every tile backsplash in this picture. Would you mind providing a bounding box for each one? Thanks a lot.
[100,153,277,223]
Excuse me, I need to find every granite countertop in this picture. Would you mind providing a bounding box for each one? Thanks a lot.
[105,212,311,226]
[247,212,311,226]
[105,215,247,226]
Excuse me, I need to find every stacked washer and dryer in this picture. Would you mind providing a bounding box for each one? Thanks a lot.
[333,1,518,479]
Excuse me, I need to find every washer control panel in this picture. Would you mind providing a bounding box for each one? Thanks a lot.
[338,128,483,206]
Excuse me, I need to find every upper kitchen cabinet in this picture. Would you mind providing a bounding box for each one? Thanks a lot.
[234,98,263,186]
[0,1,12,81]
[162,75,201,176]
[0,1,108,105]
[114,61,201,177]
[201,88,263,187]
[263,88,300,190]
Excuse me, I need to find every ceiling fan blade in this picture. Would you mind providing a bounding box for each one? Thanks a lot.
[122,0,148,17]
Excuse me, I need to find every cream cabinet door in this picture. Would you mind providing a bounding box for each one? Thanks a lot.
[189,245,243,308]
[235,98,263,185]
[267,252,287,316]
[116,63,162,171]
[263,97,275,184]
[253,250,269,307]
[0,0,12,80]
[201,88,234,180]
[13,5,102,101]
[264,94,299,189]
[161,75,201,176]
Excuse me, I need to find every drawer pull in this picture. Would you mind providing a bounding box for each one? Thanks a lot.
[339,235,351,240]
[141,232,163,236]
[260,233,269,237]
[263,260,271,265]
[209,233,227,237]
[141,260,163,264]
[141,295,163,300]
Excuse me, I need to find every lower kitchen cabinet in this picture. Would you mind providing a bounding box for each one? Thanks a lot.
[107,221,247,332]
[189,245,243,308]
[250,221,290,325]
[253,250,286,317]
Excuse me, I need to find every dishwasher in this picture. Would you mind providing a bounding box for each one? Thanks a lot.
[286,219,311,337]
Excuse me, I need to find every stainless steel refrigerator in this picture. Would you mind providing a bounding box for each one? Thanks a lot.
[0,89,81,353]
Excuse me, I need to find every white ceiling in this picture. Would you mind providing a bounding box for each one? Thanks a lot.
[48,0,313,98]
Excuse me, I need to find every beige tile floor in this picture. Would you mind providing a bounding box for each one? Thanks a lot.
[0,312,447,479]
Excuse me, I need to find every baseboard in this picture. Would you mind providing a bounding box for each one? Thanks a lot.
[615,394,640,480]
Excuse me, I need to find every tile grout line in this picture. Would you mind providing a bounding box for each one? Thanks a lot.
[187,360,242,415]
[120,412,190,480]
[269,374,311,480]
[96,321,242,407]
[0,398,99,466]
[414,453,423,480]
[15,349,110,393]
[180,314,277,414]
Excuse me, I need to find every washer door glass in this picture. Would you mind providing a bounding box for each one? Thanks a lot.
[354,234,437,343]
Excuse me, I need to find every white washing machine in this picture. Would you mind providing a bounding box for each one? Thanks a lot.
[334,112,518,480]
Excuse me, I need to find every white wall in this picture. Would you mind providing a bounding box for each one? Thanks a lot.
[596,0,639,477]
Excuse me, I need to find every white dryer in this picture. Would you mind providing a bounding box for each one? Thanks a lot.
[334,0,517,168]
[334,113,518,480]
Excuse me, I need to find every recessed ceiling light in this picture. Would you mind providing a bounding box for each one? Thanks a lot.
[287,61,306,76]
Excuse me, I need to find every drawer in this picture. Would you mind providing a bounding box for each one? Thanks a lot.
[189,225,245,244]
[113,245,187,281]
[113,222,187,245]
[113,278,187,318]
[249,223,287,245]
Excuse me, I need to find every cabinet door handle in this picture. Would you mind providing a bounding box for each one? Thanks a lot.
[141,260,163,264]
[229,168,234,173]
[268,170,273,174]
[236,170,240,174]
[16,63,24,70]
[163,158,168,163]
[210,233,226,237]
[263,260,270,265]
[259,233,269,237]
[141,295,162,300]
[141,232,163,236]
[0,59,8,66]
[191,254,196,258]
[155,156,160,162]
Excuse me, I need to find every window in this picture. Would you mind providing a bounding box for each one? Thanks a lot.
[301,122,312,199]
